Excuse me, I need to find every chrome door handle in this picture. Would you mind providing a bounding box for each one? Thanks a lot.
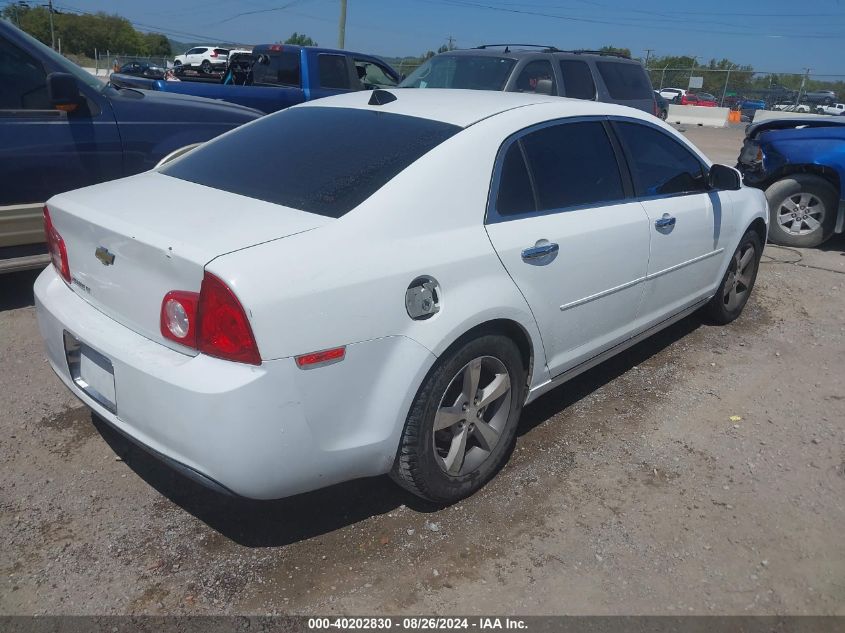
[521,242,559,260]
[655,214,676,229]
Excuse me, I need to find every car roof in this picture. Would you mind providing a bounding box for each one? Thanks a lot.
[297,88,653,128]
[441,47,639,62]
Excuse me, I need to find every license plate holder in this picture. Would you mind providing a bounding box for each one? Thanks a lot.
[64,331,116,413]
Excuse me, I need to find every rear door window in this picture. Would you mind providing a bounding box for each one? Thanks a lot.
[513,60,556,94]
[596,62,652,100]
[522,121,624,211]
[161,107,461,218]
[494,120,625,218]
[252,51,301,87]
[559,60,596,100]
[496,143,535,217]
[318,54,352,89]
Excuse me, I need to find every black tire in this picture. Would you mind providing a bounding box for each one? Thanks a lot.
[705,229,762,325]
[659,108,668,121]
[391,334,526,503]
[201,60,212,74]
[765,174,838,247]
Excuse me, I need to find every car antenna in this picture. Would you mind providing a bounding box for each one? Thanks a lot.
[369,89,397,106]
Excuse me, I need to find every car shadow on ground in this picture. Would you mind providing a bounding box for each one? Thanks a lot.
[818,232,845,254]
[91,311,706,549]
[0,269,41,312]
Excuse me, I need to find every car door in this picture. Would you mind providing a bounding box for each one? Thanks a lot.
[310,53,358,99]
[485,118,651,378]
[506,58,557,95]
[0,33,122,247]
[186,47,206,67]
[611,119,730,325]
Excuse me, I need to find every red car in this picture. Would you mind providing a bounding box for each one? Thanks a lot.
[681,92,718,107]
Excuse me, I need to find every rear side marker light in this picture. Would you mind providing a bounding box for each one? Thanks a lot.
[295,347,346,369]
[43,206,70,284]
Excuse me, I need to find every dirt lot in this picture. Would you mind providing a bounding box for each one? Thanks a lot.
[1,126,844,616]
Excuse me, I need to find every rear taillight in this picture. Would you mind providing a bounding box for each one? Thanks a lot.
[43,206,70,283]
[160,290,199,346]
[160,273,261,365]
[210,50,218,58]
[653,98,659,117]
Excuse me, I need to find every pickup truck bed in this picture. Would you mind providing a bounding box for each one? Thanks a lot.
[110,44,401,114]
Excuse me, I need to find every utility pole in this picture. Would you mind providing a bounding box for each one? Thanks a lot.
[644,48,653,68]
[447,35,455,50]
[796,68,810,106]
[337,0,347,49]
[721,64,735,108]
[48,0,56,49]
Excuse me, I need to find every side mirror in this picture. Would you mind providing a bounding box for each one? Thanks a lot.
[708,164,742,191]
[47,72,82,112]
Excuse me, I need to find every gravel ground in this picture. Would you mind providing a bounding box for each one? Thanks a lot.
[1,128,844,616]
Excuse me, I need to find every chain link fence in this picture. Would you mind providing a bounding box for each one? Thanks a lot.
[648,67,845,110]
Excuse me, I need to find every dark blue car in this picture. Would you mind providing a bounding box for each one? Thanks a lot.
[737,117,845,247]
[0,21,262,274]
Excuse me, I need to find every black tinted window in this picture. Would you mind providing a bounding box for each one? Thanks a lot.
[318,54,350,89]
[513,60,556,94]
[0,37,48,109]
[559,60,596,100]
[161,107,461,218]
[596,62,652,100]
[519,121,624,212]
[252,51,300,87]
[614,122,707,196]
[496,143,535,216]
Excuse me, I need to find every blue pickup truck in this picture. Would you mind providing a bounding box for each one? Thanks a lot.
[109,44,401,114]
[0,21,262,274]
[737,117,845,247]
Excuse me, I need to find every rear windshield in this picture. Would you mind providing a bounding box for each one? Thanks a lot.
[160,107,461,218]
[400,55,516,91]
[596,61,652,100]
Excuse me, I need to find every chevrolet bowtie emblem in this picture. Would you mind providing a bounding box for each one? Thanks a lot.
[95,246,115,266]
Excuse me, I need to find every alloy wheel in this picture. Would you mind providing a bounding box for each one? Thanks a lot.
[777,192,825,236]
[723,242,757,311]
[432,356,512,476]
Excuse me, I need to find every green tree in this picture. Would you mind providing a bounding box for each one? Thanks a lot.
[599,45,632,58]
[284,32,317,47]
[1,5,170,57]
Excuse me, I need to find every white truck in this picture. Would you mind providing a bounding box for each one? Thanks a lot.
[772,103,811,113]
[815,103,845,116]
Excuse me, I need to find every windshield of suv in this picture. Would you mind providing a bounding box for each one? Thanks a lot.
[16,25,106,92]
[399,55,516,90]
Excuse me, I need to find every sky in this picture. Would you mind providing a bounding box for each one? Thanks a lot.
[44,0,845,75]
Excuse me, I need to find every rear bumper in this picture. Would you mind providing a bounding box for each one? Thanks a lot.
[35,267,436,499]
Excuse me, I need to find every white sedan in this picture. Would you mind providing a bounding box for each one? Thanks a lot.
[35,89,768,503]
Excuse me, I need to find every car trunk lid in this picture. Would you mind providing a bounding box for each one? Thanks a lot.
[47,171,330,353]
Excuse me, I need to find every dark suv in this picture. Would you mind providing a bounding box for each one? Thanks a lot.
[399,45,656,115]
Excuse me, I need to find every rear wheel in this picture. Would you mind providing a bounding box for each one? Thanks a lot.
[201,60,212,73]
[391,335,525,503]
[765,174,838,247]
[705,229,762,325]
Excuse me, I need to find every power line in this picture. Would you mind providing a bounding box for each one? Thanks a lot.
[410,0,845,39]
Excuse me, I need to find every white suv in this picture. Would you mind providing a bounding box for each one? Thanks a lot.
[658,87,686,102]
[173,46,229,73]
